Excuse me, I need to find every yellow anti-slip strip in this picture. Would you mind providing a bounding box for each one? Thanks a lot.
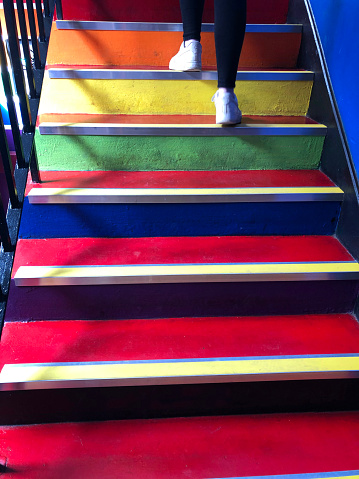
[28,187,344,198]
[1,356,359,387]
[39,76,313,116]
[14,262,359,286]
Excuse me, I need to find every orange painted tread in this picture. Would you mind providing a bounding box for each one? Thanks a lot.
[46,24,302,69]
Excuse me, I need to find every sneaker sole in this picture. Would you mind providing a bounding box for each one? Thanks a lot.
[217,121,242,126]
[169,65,202,72]
[216,116,243,126]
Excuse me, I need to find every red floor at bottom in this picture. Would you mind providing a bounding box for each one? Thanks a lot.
[1,412,359,478]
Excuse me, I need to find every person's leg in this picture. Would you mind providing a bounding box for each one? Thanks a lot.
[169,0,205,71]
[212,0,246,124]
[214,0,246,89]
[180,0,205,43]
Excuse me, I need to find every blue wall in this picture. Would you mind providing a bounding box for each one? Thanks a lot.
[0,82,10,125]
[309,0,359,178]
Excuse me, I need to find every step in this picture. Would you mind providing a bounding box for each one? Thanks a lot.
[21,170,342,237]
[59,0,290,23]
[6,236,359,321]
[47,22,302,70]
[48,69,314,82]
[1,414,359,474]
[56,22,302,32]
[34,117,326,172]
[37,114,326,136]
[1,314,359,391]
[38,70,313,116]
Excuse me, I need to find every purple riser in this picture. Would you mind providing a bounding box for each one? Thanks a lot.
[6,280,359,321]
[5,129,15,151]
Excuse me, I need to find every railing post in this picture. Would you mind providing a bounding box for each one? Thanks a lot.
[43,0,51,18]
[3,0,33,132]
[15,0,37,98]
[0,22,26,169]
[55,0,63,20]
[26,0,42,69]
[35,0,46,42]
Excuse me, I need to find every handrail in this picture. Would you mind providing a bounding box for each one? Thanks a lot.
[0,0,56,327]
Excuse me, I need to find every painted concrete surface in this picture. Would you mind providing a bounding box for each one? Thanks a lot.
[47,26,301,69]
[1,314,358,364]
[19,199,341,238]
[60,0,289,23]
[38,75,313,116]
[34,132,325,171]
[6,279,359,321]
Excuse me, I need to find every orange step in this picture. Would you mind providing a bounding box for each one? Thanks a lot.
[47,23,302,70]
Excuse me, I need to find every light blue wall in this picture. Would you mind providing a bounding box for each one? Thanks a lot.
[0,82,10,125]
[309,0,359,177]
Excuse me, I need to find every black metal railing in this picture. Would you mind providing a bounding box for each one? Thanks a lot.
[0,0,56,327]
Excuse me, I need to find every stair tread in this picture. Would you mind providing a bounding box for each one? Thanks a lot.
[47,69,314,81]
[26,170,336,191]
[1,315,359,367]
[13,237,355,274]
[1,413,359,478]
[55,21,303,32]
[46,66,308,71]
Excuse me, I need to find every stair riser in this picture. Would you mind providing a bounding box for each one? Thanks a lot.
[35,133,324,171]
[47,29,302,70]
[6,280,359,321]
[39,78,313,116]
[19,200,341,238]
[60,0,289,24]
[1,379,359,425]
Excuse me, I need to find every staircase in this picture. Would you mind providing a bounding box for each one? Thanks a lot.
[1,0,359,475]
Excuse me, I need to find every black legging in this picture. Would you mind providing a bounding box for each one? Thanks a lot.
[180,0,247,88]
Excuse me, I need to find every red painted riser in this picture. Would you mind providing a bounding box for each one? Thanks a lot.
[25,170,335,195]
[1,314,359,369]
[12,236,354,277]
[60,0,289,24]
[1,413,359,478]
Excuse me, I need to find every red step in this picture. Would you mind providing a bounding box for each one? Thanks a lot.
[60,0,289,24]
[25,169,335,195]
[12,236,354,274]
[1,314,359,369]
[1,413,359,477]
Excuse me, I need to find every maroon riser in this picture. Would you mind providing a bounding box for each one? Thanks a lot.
[60,0,289,24]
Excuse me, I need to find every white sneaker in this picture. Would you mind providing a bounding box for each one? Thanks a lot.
[169,40,202,72]
[211,90,242,125]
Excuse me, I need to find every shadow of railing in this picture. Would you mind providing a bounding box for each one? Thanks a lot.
[0,0,55,330]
